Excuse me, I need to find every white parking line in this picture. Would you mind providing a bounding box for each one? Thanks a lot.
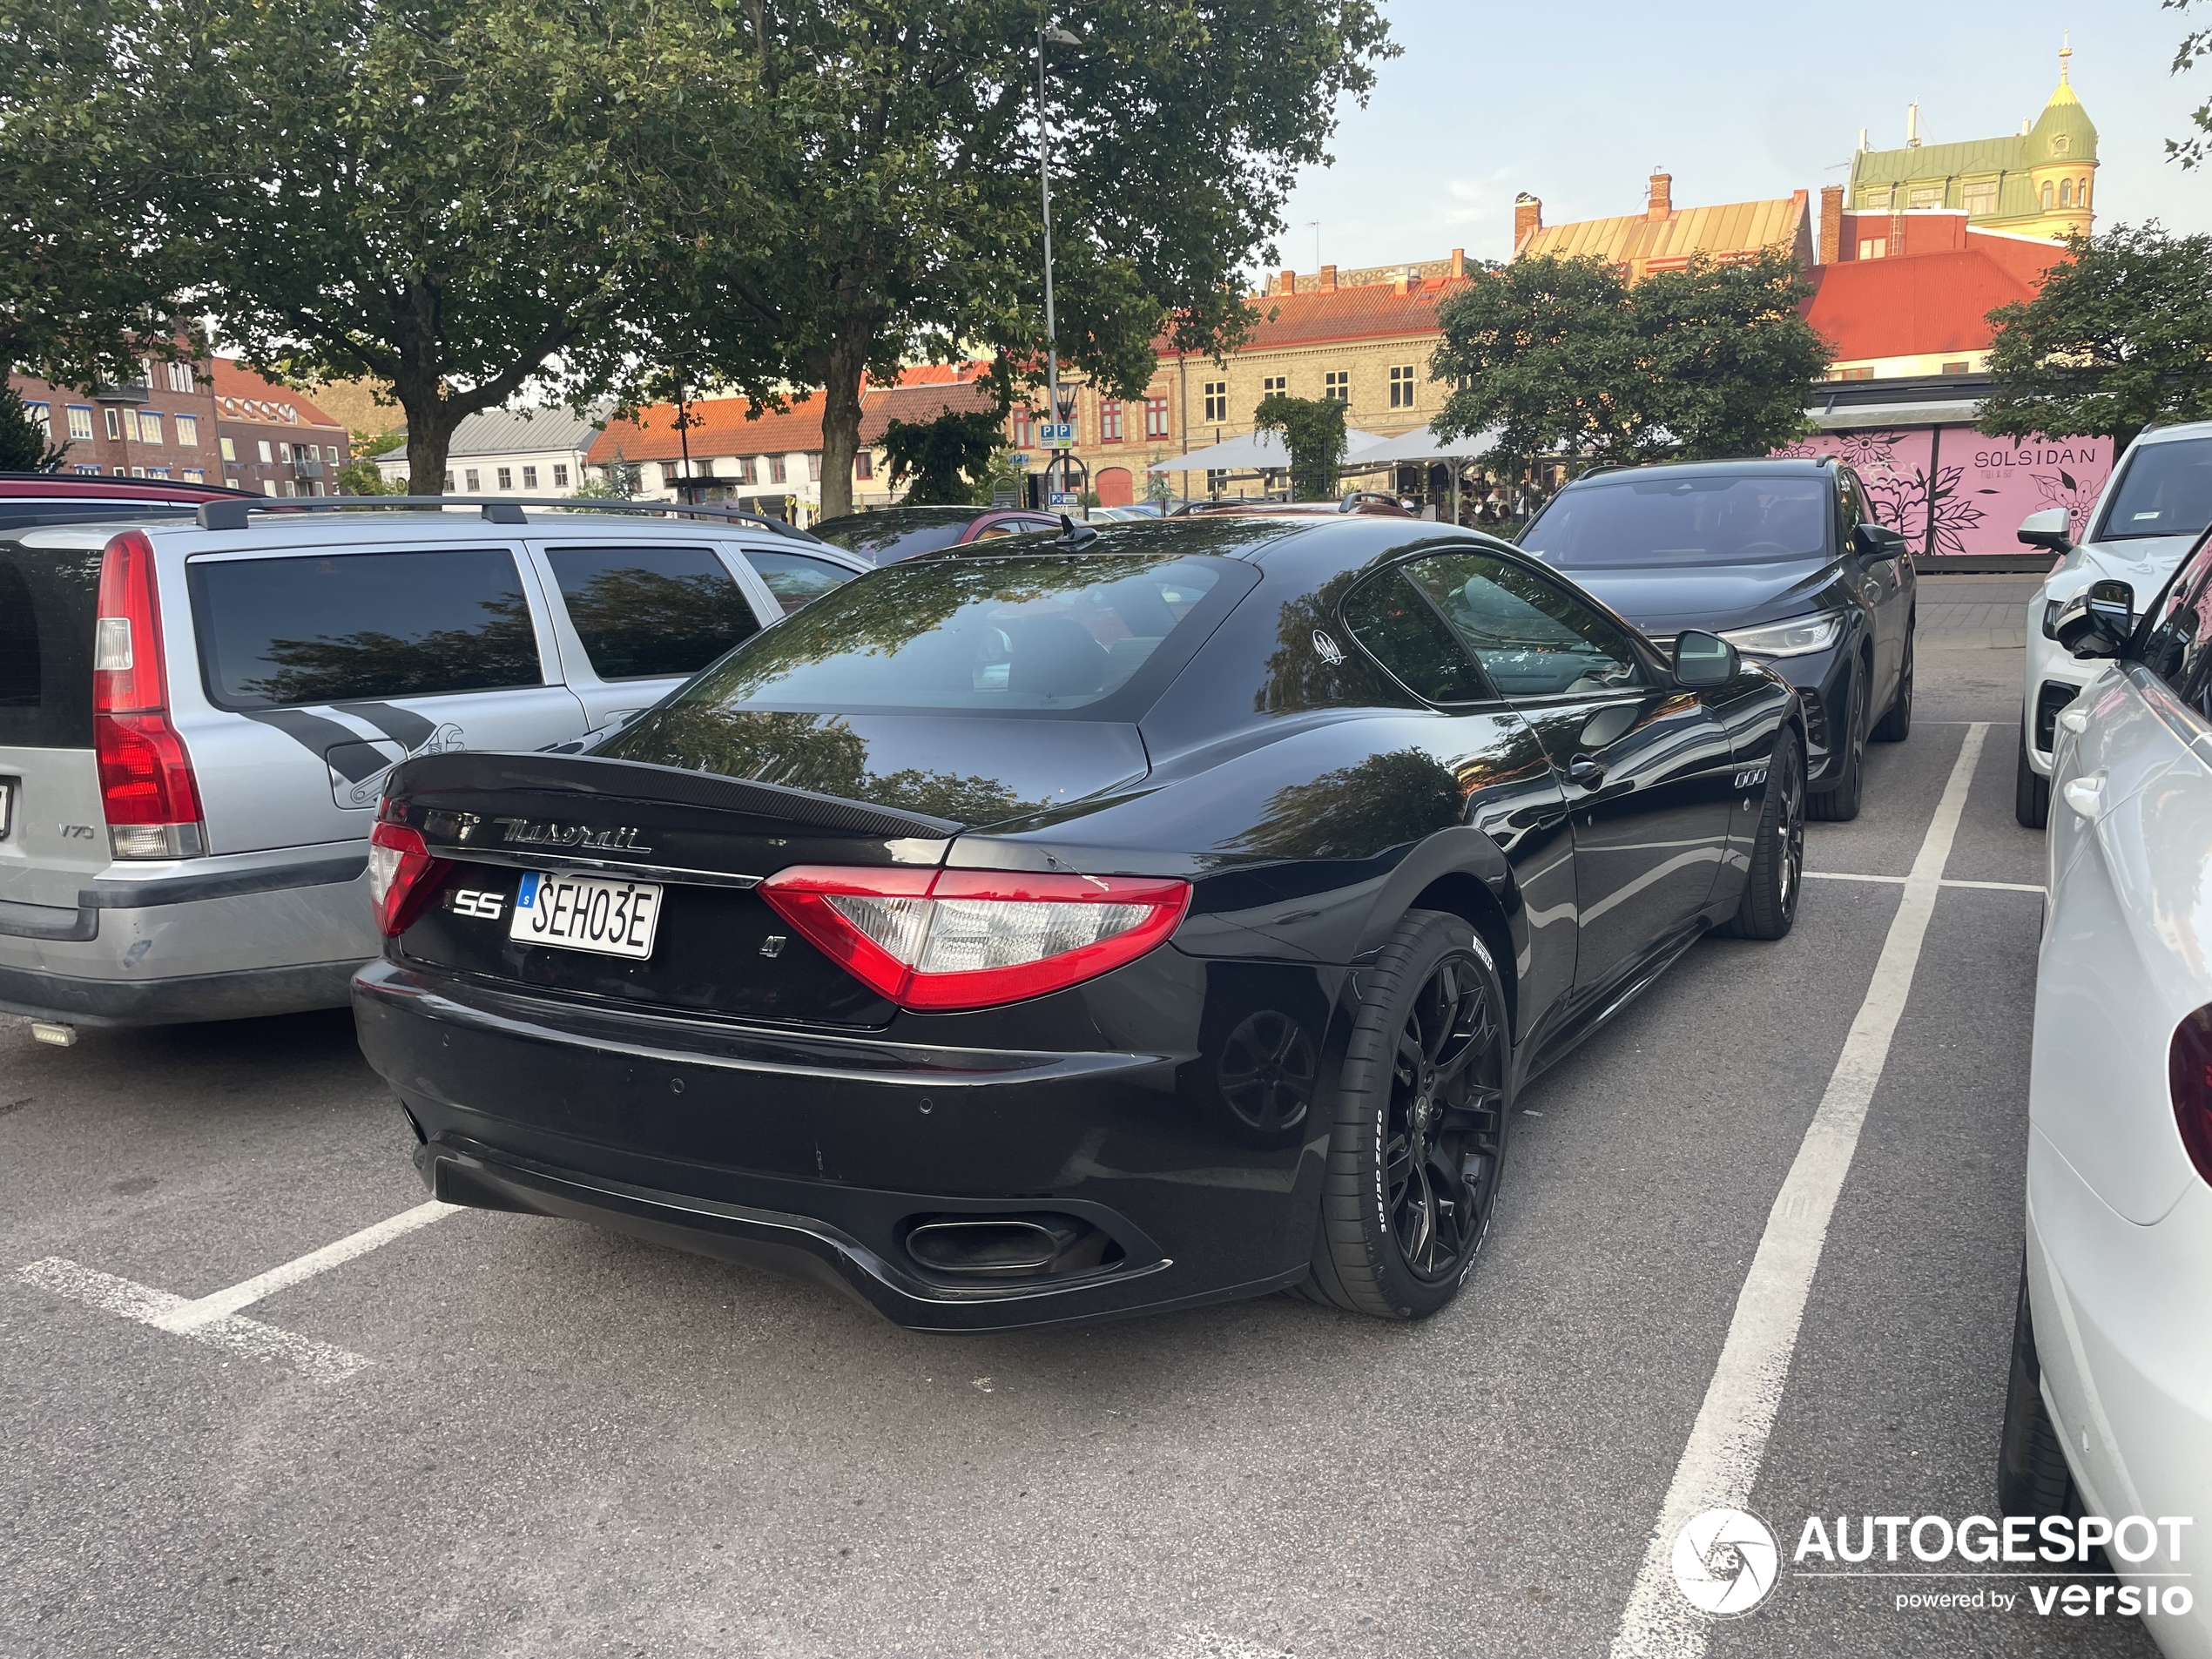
[16,1199,457,1383]
[1807,870,2044,894]
[1608,722,1989,1659]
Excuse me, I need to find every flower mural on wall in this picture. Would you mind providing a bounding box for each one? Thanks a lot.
[2030,468,2101,538]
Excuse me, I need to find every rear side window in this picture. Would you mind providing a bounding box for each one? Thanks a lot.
[1339,572,1490,705]
[543,543,759,679]
[190,548,543,708]
[743,550,855,617]
[2095,438,2212,541]
[0,534,102,747]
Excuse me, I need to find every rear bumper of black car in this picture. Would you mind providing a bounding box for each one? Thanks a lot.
[353,959,1332,1331]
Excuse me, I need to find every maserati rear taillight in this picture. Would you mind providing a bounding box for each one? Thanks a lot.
[94,530,205,858]
[2168,1006,2212,1187]
[368,820,449,936]
[759,866,1190,1011]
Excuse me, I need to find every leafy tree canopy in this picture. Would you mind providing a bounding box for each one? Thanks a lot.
[642,0,1395,519]
[1428,250,1829,475]
[881,409,1005,505]
[1980,223,2212,458]
[0,383,64,470]
[1252,393,1347,501]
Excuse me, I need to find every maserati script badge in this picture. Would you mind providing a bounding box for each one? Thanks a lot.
[493,817,653,854]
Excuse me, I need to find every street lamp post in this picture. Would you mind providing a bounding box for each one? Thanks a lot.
[1036,23,1080,509]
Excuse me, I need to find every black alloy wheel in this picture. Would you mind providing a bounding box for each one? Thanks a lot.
[1304,910,1510,1318]
[1808,664,1867,822]
[1721,726,1804,940]
[1872,623,1914,742]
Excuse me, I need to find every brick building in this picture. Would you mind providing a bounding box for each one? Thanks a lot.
[211,360,350,496]
[7,355,221,481]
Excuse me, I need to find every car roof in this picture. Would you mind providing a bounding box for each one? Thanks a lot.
[121,505,859,560]
[0,469,255,502]
[2132,420,2212,448]
[1562,457,1835,488]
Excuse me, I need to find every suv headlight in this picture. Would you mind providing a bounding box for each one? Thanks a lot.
[1717,612,1843,658]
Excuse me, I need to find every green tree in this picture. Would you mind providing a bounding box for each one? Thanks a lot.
[647,0,1393,521]
[881,408,1005,505]
[0,383,64,470]
[1428,251,1827,475]
[1252,393,1348,500]
[36,0,772,494]
[1980,224,2212,458]
[2170,0,2212,168]
[0,0,201,388]
[333,455,400,495]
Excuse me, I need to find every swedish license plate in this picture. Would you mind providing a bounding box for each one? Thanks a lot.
[510,870,662,960]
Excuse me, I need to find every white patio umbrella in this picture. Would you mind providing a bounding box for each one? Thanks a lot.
[1342,422,1499,466]
[1146,428,1389,475]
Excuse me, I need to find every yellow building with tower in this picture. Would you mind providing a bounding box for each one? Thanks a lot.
[1846,43,2096,243]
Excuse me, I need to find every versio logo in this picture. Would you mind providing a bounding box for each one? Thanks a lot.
[1672,1508,1781,1616]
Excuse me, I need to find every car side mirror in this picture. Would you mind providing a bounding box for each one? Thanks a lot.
[1854,523,1908,558]
[1672,629,1738,688]
[2052,578,2134,659]
[2018,507,2072,554]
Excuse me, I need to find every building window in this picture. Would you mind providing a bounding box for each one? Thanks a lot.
[1962,180,1999,217]
[23,400,50,435]
[515,465,533,490]
[1143,395,1170,439]
[465,468,480,491]
[1203,381,1228,422]
[1941,361,1971,375]
[807,453,821,482]
[854,450,873,481]
[768,455,786,484]
[2079,177,2091,207]
[325,445,338,462]
[553,463,570,489]
[174,415,198,447]
[2051,134,2070,156]
[2041,181,2054,211]
[146,467,169,479]
[1323,371,1349,403]
[495,466,511,490]
[1099,399,1123,442]
[1262,375,1286,397]
[1389,366,1416,409]
[736,456,755,485]
[1858,186,1889,210]
[164,361,194,393]
[258,439,273,463]
[1858,238,1886,260]
[263,480,278,496]
[182,469,204,482]
[105,408,122,439]
[67,405,94,441]
[443,473,455,492]
[219,436,237,462]
[137,411,163,444]
[1907,185,1943,209]
[76,464,98,475]
[1011,408,1035,448]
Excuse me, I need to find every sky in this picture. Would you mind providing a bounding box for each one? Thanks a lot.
[1265,0,2211,278]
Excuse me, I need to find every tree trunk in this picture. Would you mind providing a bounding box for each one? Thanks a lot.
[815,326,870,522]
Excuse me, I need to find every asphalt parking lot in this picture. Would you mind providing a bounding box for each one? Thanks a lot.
[0,581,2164,1659]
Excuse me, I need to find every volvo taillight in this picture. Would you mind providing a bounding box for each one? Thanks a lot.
[94,530,205,858]
[2167,1006,2212,1187]
[368,820,449,936]
[759,866,1191,1011]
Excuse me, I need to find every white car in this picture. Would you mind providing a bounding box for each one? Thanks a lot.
[2005,544,2212,1657]
[2017,420,2212,827]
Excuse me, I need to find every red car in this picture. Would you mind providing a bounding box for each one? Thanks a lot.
[0,469,259,533]
[810,504,1062,564]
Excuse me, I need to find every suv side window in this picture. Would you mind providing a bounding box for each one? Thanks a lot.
[742,549,857,617]
[1400,550,1648,698]
[2139,535,2212,712]
[543,543,759,678]
[1837,469,1866,543]
[190,548,543,707]
[1339,570,1491,705]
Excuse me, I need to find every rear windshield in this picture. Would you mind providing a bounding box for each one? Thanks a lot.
[1522,475,1830,568]
[2094,437,2212,541]
[811,510,974,564]
[543,543,759,680]
[190,547,544,708]
[602,553,1235,740]
[0,532,103,748]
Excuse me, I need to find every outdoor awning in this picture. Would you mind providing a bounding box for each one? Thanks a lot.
[1146,428,1387,473]
[1343,422,1500,466]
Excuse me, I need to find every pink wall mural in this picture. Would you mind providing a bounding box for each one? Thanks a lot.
[1774,428,2113,556]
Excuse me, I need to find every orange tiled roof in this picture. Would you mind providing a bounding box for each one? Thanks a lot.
[858,380,999,444]
[1159,277,1473,356]
[210,359,344,430]
[588,392,833,466]
[1803,250,2039,361]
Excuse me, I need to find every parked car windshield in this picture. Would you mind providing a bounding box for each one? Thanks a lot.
[601,554,1230,732]
[1521,475,1830,569]
[811,509,980,564]
[2094,437,2212,541]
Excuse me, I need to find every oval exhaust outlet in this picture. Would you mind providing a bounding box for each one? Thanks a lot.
[904,1216,1101,1278]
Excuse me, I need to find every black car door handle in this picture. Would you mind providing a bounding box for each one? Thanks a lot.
[1568,758,1606,786]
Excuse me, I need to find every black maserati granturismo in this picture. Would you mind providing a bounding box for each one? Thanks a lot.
[353,515,1806,1330]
